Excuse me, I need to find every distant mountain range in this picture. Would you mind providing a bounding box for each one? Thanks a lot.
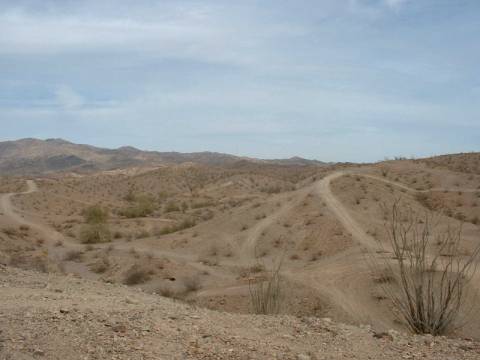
[0,138,327,175]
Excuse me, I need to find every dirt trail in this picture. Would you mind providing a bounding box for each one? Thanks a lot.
[0,180,62,243]
[294,171,480,331]
[240,188,311,260]
[360,173,479,193]
[1,180,231,280]
[314,172,378,250]
[315,171,479,251]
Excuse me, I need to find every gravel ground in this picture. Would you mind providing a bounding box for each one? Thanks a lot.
[0,265,479,360]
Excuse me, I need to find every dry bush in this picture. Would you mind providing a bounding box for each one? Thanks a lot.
[79,223,112,244]
[164,200,180,213]
[2,227,19,237]
[63,249,83,262]
[249,260,283,315]
[182,275,202,293]
[123,264,151,285]
[158,218,196,235]
[9,252,49,273]
[89,257,110,274]
[381,166,389,177]
[119,193,157,218]
[82,205,109,224]
[373,200,480,335]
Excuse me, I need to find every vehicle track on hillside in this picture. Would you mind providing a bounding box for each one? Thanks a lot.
[1,180,233,280]
[287,171,480,329]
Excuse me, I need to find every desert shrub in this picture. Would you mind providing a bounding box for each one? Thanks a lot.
[381,166,389,177]
[260,185,282,194]
[89,257,110,273]
[82,205,108,224]
[63,249,83,262]
[373,200,480,335]
[124,187,136,202]
[2,227,19,237]
[9,252,48,273]
[249,260,283,315]
[119,194,156,218]
[79,224,112,244]
[158,218,196,235]
[164,201,180,213]
[182,276,202,293]
[123,264,151,285]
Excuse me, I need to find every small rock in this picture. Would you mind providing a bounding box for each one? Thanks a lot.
[33,349,45,356]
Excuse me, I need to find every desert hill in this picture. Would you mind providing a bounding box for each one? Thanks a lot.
[0,138,325,175]
[1,147,480,359]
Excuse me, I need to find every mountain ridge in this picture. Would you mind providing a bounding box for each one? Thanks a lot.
[0,138,327,175]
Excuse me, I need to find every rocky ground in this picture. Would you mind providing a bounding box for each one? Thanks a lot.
[1,265,479,360]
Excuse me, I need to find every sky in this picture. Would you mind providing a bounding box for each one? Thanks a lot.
[0,0,479,162]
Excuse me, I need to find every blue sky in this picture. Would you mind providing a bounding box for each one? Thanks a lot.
[0,0,479,162]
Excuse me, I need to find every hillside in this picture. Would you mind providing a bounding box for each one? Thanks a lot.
[1,264,479,360]
[1,149,480,359]
[0,138,326,175]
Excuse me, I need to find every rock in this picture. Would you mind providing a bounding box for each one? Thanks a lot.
[33,348,45,356]
[373,331,394,341]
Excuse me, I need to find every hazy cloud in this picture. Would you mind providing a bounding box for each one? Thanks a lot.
[54,85,84,110]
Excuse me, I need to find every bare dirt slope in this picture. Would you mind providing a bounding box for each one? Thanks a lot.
[1,264,479,360]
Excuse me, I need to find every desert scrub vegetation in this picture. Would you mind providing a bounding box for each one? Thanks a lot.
[123,264,152,285]
[163,200,180,213]
[158,218,196,235]
[120,193,157,218]
[249,260,283,315]
[79,224,112,244]
[89,256,110,274]
[63,249,83,262]
[82,205,109,224]
[79,205,112,244]
[182,275,202,293]
[373,200,480,335]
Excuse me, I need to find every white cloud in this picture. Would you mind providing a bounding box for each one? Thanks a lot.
[55,85,84,110]
[0,5,304,68]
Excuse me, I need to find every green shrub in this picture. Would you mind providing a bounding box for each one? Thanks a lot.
[82,205,108,224]
[79,224,112,244]
[119,194,156,218]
